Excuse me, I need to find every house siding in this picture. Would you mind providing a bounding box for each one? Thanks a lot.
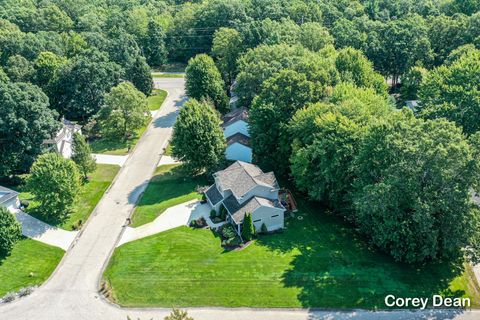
[226,143,252,163]
[224,120,249,138]
[251,206,285,231]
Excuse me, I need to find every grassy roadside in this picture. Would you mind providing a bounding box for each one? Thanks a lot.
[20,164,120,231]
[104,198,480,308]
[148,89,167,111]
[152,73,184,78]
[130,164,208,227]
[0,238,64,297]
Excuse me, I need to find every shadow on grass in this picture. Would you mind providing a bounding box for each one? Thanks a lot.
[256,197,469,309]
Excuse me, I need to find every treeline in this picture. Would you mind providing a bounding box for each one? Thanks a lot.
[175,0,480,264]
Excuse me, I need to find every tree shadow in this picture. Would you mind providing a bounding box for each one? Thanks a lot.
[256,198,470,309]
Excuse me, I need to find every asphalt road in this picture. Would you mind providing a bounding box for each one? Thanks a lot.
[1,78,480,320]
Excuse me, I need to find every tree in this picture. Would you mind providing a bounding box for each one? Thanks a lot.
[185,54,229,113]
[241,212,255,241]
[335,47,387,95]
[0,82,60,177]
[164,308,194,320]
[249,69,319,174]
[171,99,226,173]
[211,28,243,89]
[98,82,149,141]
[353,111,480,263]
[0,207,21,255]
[50,49,122,122]
[4,55,35,82]
[400,66,427,101]
[299,22,334,52]
[71,132,96,181]
[34,51,67,92]
[27,153,80,220]
[143,19,167,67]
[418,49,480,134]
[126,55,153,96]
[289,84,391,215]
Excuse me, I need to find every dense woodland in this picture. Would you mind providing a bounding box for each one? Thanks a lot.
[1,0,480,264]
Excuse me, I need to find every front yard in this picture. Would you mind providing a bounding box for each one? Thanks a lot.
[89,123,148,155]
[21,164,120,230]
[130,164,208,227]
[0,238,64,297]
[148,89,167,111]
[104,198,480,308]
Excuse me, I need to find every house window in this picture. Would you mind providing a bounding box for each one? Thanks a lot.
[271,215,279,218]
[253,219,261,223]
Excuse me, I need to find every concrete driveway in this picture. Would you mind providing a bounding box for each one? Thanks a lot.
[117,200,210,246]
[15,211,78,251]
[92,154,128,166]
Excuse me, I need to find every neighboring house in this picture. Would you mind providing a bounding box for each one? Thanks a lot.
[0,186,20,213]
[43,119,82,159]
[229,80,239,109]
[205,161,286,234]
[405,100,420,112]
[222,108,252,163]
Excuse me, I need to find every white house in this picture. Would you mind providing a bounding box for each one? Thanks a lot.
[43,119,82,159]
[222,108,252,163]
[0,186,20,213]
[205,161,286,234]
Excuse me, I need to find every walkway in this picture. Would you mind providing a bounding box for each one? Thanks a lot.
[15,211,78,251]
[92,154,128,166]
[117,200,210,246]
[158,154,180,166]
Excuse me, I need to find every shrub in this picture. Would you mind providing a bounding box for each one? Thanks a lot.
[20,199,29,209]
[261,223,268,234]
[241,212,255,241]
[220,224,237,240]
[0,207,22,255]
[210,209,217,219]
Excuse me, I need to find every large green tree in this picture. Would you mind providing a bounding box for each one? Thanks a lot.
[142,19,167,67]
[4,54,34,82]
[211,28,243,90]
[0,207,21,256]
[27,153,80,220]
[71,132,96,181]
[34,51,67,92]
[249,69,320,174]
[418,49,480,134]
[354,111,480,263]
[289,84,391,214]
[0,82,60,177]
[98,81,149,140]
[50,50,122,122]
[171,99,226,173]
[185,54,228,113]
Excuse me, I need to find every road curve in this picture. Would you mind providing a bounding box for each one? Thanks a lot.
[1,78,479,320]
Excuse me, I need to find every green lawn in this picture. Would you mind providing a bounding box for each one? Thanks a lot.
[89,122,148,155]
[130,164,208,227]
[0,238,64,297]
[164,143,172,156]
[148,89,168,111]
[152,73,184,78]
[22,164,120,231]
[104,199,480,308]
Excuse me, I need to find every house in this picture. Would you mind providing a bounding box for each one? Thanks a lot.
[43,119,82,159]
[405,100,420,112]
[205,161,286,234]
[0,186,20,213]
[222,108,252,163]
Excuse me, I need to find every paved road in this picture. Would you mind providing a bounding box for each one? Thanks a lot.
[2,77,480,320]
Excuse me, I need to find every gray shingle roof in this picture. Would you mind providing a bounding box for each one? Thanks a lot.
[226,133,250,147]
[214,161,279,199]
[223,194,281,224]
[222,108,248,128]
[205,184,223,205]
[0,186,19,205]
